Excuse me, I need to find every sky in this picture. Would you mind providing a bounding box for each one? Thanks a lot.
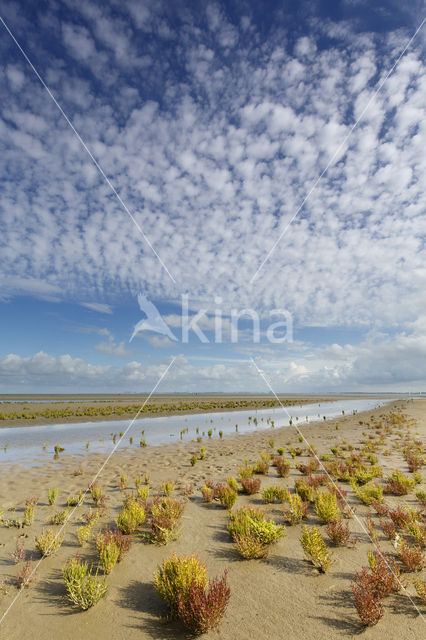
[0,0,425,394]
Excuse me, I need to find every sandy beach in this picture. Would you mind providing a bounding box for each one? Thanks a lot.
[0,398,424,639]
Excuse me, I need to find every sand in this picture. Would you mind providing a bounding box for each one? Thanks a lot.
[0,399,424,639]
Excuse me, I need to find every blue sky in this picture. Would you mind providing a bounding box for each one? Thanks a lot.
[0,0,425,393]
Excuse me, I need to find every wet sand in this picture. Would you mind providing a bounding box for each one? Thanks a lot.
[0,398,424,639]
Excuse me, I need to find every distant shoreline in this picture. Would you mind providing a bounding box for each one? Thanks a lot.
[0,393,393,429]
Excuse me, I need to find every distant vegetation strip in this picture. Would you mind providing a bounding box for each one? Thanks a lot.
[0,398,302,421]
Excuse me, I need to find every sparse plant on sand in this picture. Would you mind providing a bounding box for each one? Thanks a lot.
[228,507,285,559]
[116,496,145,535]
[199,446,206,460]
[351,569,384,627]
[154,553,208,617]
[76,523,93,546]
[118,474,128,491]
[415,489,426,507]
[62,556,107,610]
[275,457,291,477]
[11,539,26,564]
[35,528,64,556]
[300,526,332,572]
[353,483,383,505]
[294,479,316,503]
[413,576,426,603]
[282,493,308,525]
[261,486,287,504]
[383,470,415,496]
[201,485,214,503]
[23,503,35,526]
[176,570,230,634]
[326,520,356,547]
[89,482,104,505]
[137,486,150,500]
[48,487,58,505]
[240,476,261,495]
[150,497,184,544]
[397,542,425,572]
[50,507,71,524]
[67,490,84,507]
[161,481,175,496]
[314,492,341,523]
[16,561,37,589]
[214,484,238,509]
[380,518,397,541]
[190,455,197,466]
[226,476,239,492]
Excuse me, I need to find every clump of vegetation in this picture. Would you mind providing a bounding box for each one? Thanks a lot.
[296,459,319,475]
[11,539,26,564]
[55,510,72,532]
[294,479,316,503]
[237,460,254,479]
[201,484,214,503]
[326,520,356,547]
[62,556,107,610]
[67,490,84,507]
[353,483,383,505]
[137,486,150,500]
[190,455,197,466]
[76,523,93,546]
[118,474,128,491]
[254,453,270,475]
[89,482,105,506]
[150,497,185,545]
[23,502,36,527]
[226,476,239,492]
[275,457,291,477]
[199,446,206,460]
[48,487,58,505]
[379,518,397,541]
[351,569,384,627]
[35,528,64,556]
[154,553,208,617]
[282,493,308,525]
[261,486,287,504]
[161,481,175,496]
[240,477,261,495]
[96,527,131,573]
[215,485,238,509]
[300,526,333,572]
[228,507,285,559]
[405,521,426,547]
[388,504,410,529]
[397,542,425,572]
[314,492,341,523]
[383,470,415,495]
[413,576,426,603]
[175,570,231,635]
[16,561,37,589]
[116,496,146,535]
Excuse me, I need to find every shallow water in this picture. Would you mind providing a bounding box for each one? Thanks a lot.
[0,397,392,468]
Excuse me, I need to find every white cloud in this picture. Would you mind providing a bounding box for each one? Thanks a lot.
[81,303,113,314]
[94,329,132,357]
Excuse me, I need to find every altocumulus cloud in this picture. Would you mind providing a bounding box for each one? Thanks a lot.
[0,0,424,332]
